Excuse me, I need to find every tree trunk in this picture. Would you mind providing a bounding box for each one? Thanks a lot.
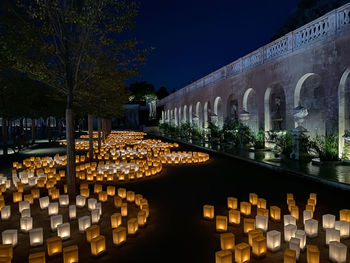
[88,114,93,161]
[66,108,76,201]
[2,118,8,156]
[97,117,101,152]
[31,118,36,144]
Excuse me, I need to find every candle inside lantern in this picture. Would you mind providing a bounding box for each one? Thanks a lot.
[306,245,319,263]
[335,220,350,239]
[127,218,138,235]
[248,229,263,246]
[252,236,266,258]
[249,193,258,205]
[78,216,91,233]
[216,216,228,232]
[329,241,347,263]
[39,196,50,210]
[284,224,297,242]
[1,206,11,220]
[323,214,336,230]
[69,205,76,219]
[227,197,238,209]
[113,227,127,246]
[255,215,268,232]
[289,237,300,260]
[240,202,251,216]
[215,250,232,263]
[284,215,296,226]
[326,229,340,245]
[48,202,59,216]
[88,198,97,211]
[76,195,86,208]
[2,229,18,246]
[50,214,63,231]
[234,243,250,263]
[228,210,240,225]
[57,223,70,240]
[47,236,62,256]
[257,198,266,209]
[267,230,281,252]
[86,225,100,242]
[203,205,214,219]
[220,232,235,251]
[59,195,69,207]
[29,228,43,247]
[28,251,45,263]
[63,245,78,263]
[295,230,306,250]
[20,217,33,232]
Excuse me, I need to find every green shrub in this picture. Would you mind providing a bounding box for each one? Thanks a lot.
[253,129,265,149]
[311,134,339,161]
[222,119,253,146]
[275,131,293,156]
[208,122,222,141]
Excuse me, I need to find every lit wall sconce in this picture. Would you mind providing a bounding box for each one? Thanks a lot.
[29,228,43,247]
[39,196,50,210]
[284,224,297,242]
[127,218,138,235]
[220,232,235,251]
[252,236,266,258]
[249,193,258,205]
[240,202,251,216]
[329,241,347,263]
[227,197,238,210]
[112,227,126,246]
[234,243,250,263]
[63,245,78,263]
[76,195,86,208]
[86,225,100,242]
[1,229,17,247]
[304,219,318,238]
[78,216,91,233]
[335,220,350,239]
[255,215,268,232]
[228,210,240,225]
[20,217,33,232]
[216,216,228,232]
[50,214,63,231]
[326,229,340,245]
[215,250,232,263]
[267,230,281,252]
[306,245,319,263]
[46,236,62,256]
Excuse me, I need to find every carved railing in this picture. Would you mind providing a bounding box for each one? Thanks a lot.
[159,3,350,106]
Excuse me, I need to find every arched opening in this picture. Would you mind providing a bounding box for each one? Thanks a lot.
[167,109,170,123]
[294,73,325,138]
[189,105,193,124]
[195,102,203,129]
[227,94,239,121]
[339,67,350,158]
[183,105,188,123]
[264,84,286,132]
[242,88,259,133]
[214,97,224,128]
[174,107,178,126]
[204,101,212,129]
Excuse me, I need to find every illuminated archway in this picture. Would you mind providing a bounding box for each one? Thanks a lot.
[338,67,350,158]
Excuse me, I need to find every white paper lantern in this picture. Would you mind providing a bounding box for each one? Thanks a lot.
[28,177,37,186]
[335,221,350,239]
[19,201,30,213]
[295,230,306,250]
[5,180,11,189]
[91,209,100,224]
[57,223,70,240]
[2,229,18,246]
[305,219,318,238]
[78,215,91,233]
[289,237,300,260]
[284,215,296,226]
[284,224,297,242]
[59,195,69,207]
[50,214,63,231]
[69,205,76,219]
[329,241,347,263]
[88,198,97,211]
[323,214,336,230]
[255,215,268,232]
[326,228,341,245]
[76,195,86,208]
[96,202,102,216]
[29,228,43,247]
[21,208,31,218]
[39,196,50,209]
[267,230,281,252]
[48,202,59,216]
[303,210,312,224]
[1,205,10,220]
[20,217,33,232]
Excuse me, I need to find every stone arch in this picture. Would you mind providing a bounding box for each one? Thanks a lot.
[195,102,203,129]
[264,84,286,132]
[294,73,325,137]
[242,88,259,133]
[174,107,178,126]
[214,96,224,128]
[338,67,350,158]
[227,94,239,121]
[183,105,187,123]
[204,101,212,129]
[189,105,193,124]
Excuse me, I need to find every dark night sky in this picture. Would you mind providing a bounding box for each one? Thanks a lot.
[127,0,301,92]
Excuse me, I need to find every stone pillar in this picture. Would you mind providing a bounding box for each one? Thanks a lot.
[291,106,308,160]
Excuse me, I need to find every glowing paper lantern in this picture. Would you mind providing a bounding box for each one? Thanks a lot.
[249,193,258,205]
[255,215,268,232]
[295,230,306,250]
[114,196,122,208]
[28,252,45,263]
[220,233,235,251]
[137,210,147,227]
[248,229,263,246]
[329,241,347,263]
[63,245,78,263]
[86,225,100,242]
[284,224,297,242]
[127,218,138,235]
[20,217,33,232]
[303,210,312,224]
[48,202,59,216]
[91,209,100,224]
[307,245,319,263]
[307,199,316,212]
[112,227,127,246]
[50,214,63,231]
[135,194,143,206]
[286,193,294,203]
[203,205,214,219]
[257,198,266,209]
[141,204,149,218]
[94,184,102,194]
[47,236,62,256]
[244,218,255,234]
[304,218,318,238]
[216,216,228,232]
[290,206,299,221]
[252,236,266,258]
[69,205,76,219]
[2,230,17,246]
[339,209,350,223]
[289,237,300,260]
[323,214,336,230]
[107,186,115,196]
[59,195,69,207]
[234,243,250,263]
[80,188,89,198]
[284,248,296,263]
[267,230,281,252]
[240,202,251,216]
[215,250,232,263]
[78,216,91,233]
[111,213,122,228]
[284,215,296,226]
[24,194,34,205]
[309,193,317,205]
[57,223,70,240]
[118,188,126,199]
[326,229,340,245]
[121,203,128,217]
[335,220,350,238]
[257,208,269,218]
[76,195,86,208]
[88,198,97,211]
[39,196,50,209]
[228,209,240,225]
[0,244,13,261]
[90,235,106,256]
[19,200,30,213]
[29,228,43,247]
[1,206,11,220]
[227,197,238,209]
[126,191,135,202]
[98,191,107,202]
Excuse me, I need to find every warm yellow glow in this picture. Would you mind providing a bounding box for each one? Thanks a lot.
[46,236,62,256]
[249,193,258,205]
[215,250,232,263]
[216,216,228,232]
[203,205,214,219]
[252,236,266,258]
[248,229,262,246]
[307,245,320,263]
[234,243,250,263]
[86,225,100,243]
[220,233,235,251]
[284,248,296,263]
[28,251,45,263]
[111,213,122,228]
[244,219,255,234]
[90,235,106,256]
[240,202,251,216]
[63,245,78,263]
[228,209,240,225]
[227,197,238,209]
[113,227,127,246]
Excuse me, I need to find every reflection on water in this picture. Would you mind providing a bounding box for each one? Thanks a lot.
[168,136,350,186]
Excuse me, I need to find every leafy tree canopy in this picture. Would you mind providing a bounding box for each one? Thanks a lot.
[156,86,169,100]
